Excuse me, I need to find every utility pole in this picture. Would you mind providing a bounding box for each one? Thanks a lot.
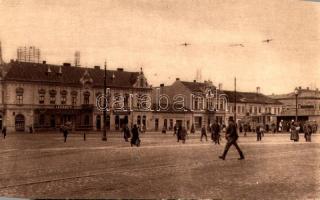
[234,77,237,123]
[102,60,107,141]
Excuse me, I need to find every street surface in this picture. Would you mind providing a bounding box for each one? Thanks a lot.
[0,131,319,199]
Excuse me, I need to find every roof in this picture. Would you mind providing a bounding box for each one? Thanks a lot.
[180,81,216,93]
[223,90,282,105]
[270,89,320,100]
[2,61,145,89]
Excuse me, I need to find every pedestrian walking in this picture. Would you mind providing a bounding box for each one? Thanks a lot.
[180,126,187,144]
[256,124,262,141]
[131,124,140,147]
[291,122,299,142]
[123,124,131,142]
[173,123,177,136]
[243,123,248,137]
[2,126,6,139]
[62,125,68,143]
[177,125,182,142]
[200,125,208,141]
[219,117,245,160]
[211,121,221,144]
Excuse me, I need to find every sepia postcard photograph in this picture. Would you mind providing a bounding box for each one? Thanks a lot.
[0,0,319,199]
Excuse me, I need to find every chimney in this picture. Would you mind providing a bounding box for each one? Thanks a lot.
[42,60,46,64]
[160,83,164,87]
[176,78,180,81]
[298,86,302,90]
[256,86,260,94]
[94,66,100,70]
[307,87,309,90]
[117,68,124,71]
[63,63,71,67]
[193,80,196,83]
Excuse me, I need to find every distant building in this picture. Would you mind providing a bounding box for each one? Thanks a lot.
[223,88,283,128]
[270,87,320,125]
[17,46,41,63]
[151,80,283,132]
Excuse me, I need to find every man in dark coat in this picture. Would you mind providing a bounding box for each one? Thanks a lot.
[177,125,182,142]
[219,117,245,160]
[2,126,6,139]
[256,124,262,141]
[211,121,221,144]
[62,125,68,143]
[131,124,140,147]
[200,125,208,141]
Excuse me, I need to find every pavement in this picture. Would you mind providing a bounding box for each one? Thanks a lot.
[0,131,319,199]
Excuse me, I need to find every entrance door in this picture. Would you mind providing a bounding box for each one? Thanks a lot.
[96,115,101,130]
[176,120,183,127]
[115,115,120,130]
[15,114,25,131]
[50,115,56,128]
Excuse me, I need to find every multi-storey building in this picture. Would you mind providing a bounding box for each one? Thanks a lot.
[151,78,228,131]
[0,60,152,132]
[270,87,320,125]
[223,89,283,128]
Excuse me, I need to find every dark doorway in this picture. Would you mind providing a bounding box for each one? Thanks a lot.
[15,114,25,131]
[50,115,56,128]
[96,115,101,130]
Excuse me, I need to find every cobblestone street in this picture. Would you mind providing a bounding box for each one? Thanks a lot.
[0,132,319,199]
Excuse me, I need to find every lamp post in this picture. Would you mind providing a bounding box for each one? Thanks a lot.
[102,61,107,141]
[294,87,299,122]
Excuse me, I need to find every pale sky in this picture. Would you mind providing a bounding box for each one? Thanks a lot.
[0,0,319,94]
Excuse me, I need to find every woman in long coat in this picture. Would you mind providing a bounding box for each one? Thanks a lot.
[291,122,299,142]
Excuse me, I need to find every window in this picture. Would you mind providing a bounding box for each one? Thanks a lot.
[50,95,56,104]
[39,94,45,104]
[60,90,67,105]
[16,94,23,104]
[38,89,46,104]
[61,95,66,105]
[16,87,24,104]
[258,107,261,113]
[83,91,90,105]
[49,90,57,104]
[72,96,77,105]
[249,106,252,113]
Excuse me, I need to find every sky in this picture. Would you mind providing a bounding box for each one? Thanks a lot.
[0,0,319,94]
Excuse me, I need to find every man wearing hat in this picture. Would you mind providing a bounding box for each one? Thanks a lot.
[219,116,245,160]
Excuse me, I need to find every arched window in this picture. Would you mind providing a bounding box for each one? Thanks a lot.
[38,88,46,104]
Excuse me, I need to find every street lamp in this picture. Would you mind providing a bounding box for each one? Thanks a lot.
[294,87,299,122]
[102,61,107,141]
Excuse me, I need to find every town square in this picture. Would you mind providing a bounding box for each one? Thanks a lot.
[1,0,320,199]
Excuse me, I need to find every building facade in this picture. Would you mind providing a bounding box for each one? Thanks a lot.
[223,89,283,128]
[0,60,152,132]
[270,87,320,125]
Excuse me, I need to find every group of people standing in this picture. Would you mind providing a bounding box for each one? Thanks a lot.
[123,124,141,147]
